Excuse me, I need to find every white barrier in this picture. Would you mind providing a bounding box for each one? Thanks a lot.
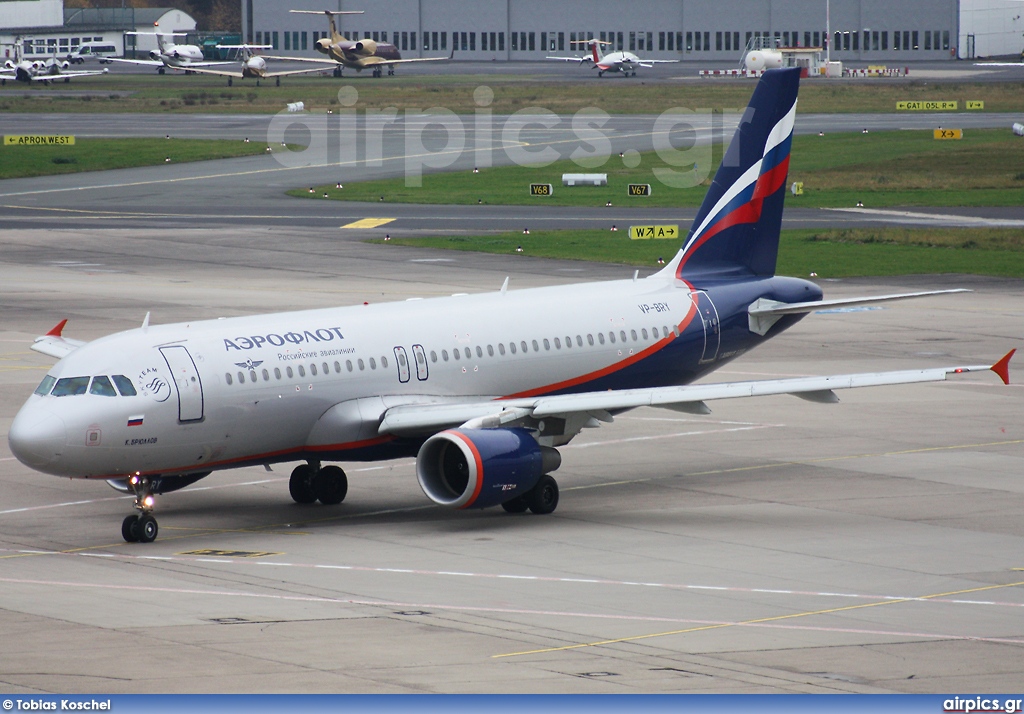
[286,101,305,113]
[1013,123,1024,137]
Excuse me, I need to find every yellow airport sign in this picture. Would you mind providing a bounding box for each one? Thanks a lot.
[530,183,553,196]
[896,101,958,111]
[933,129,963,140]
[628,183,652,196]
[966,100,985,110]
[4,135,75,146]
[630,224,679,240]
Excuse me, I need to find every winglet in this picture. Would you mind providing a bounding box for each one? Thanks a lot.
[990,349,1015,385]
[45,319,68,337]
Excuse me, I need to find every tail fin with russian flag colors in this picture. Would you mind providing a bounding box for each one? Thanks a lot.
[658,67,800,281]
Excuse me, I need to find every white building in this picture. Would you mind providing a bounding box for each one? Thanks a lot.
[0,3,197,62]
[960,0,1024,57]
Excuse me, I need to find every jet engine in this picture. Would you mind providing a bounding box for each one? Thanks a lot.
[149,50,162,61]
[339,39,376,55]
[417,428,560,509]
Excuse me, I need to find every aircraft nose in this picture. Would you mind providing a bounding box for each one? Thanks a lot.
[9,407,67,470]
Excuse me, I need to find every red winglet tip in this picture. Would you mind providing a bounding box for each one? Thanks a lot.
[990,348,1015,386]
[45,319,68,338]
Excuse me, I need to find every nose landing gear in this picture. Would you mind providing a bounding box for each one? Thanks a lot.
[121,474,159,543]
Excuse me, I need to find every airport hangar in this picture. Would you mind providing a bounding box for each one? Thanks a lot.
[242,0,1021,63]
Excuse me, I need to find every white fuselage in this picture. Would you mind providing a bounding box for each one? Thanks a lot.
[154,43,205,67]
[596,51,640,72]
[10,276,726,481]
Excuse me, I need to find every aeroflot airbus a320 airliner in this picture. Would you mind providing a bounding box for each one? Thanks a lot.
[9,69,1014,543]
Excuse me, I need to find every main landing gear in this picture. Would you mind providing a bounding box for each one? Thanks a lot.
[500,474,560,515]
[121,474,159,543]
[289,462,348,506]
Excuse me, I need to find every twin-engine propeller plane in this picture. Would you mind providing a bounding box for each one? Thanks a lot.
[268,9,453,78]
[9,69,1014,543]
[547,38,679,77]
[184,44,330,86]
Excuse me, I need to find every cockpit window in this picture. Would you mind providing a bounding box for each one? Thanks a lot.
[89,376,117,397]
[51,376,90,397]
[34,375,57,396]
[111,375,137,396]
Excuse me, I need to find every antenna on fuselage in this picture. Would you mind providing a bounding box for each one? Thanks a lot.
[500,276,509,295]
[141,311,150,333]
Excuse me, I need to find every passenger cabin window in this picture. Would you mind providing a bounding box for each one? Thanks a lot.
[275,367,282,380]
[498,344,505,356]
[89,376,117,396]
[52,376,90,396]
[225,373,233,385]
[112,374,136,396]
[34,375,56,395]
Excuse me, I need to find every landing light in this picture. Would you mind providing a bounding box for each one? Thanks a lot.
[143,495,155,508]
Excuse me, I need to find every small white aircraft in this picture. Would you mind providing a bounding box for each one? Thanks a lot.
[547,38,679,77]
[0,43,108,84]
[184,44,329,86]
[9,69,1014,544]
[102,25,230,74]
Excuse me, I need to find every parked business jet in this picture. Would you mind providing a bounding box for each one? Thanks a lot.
[9,69,1013,544]
[270,9,453,78]
[185,44,329,86]
[0,43,108,84]
[102,25,230,74]
[548,38,679,77]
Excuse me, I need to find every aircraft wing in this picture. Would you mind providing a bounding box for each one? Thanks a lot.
[262,66,333,78]
[101,58,166,67]
[31,320,86,359]
[181,60,234,67]
[640,59,681,64]
[181,66,244,79]
[261,55,337,64]
[546,55,589,63]
[377,351,1014,437]
[31,68,109,80]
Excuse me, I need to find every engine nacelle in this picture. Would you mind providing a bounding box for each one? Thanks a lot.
[149,50,162,61]
[339,39,375,55]
[417,428,560,509]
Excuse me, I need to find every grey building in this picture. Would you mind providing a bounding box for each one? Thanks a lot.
[242,0,963,63]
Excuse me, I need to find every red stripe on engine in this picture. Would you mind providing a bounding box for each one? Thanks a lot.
[447,430,485,509]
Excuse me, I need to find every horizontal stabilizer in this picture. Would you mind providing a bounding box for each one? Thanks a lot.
[748,289,971,335]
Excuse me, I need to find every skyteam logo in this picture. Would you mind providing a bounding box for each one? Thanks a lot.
[137,366,171,403]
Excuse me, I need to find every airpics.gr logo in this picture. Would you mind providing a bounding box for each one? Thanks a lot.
[943,698,1023,714]
[137,367,171,403]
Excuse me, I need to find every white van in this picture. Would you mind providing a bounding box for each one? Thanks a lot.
[67,44,119,63]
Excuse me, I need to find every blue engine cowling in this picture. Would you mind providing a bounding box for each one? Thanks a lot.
[416,428,560,509]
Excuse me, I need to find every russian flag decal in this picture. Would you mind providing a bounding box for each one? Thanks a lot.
[127,415,144,427]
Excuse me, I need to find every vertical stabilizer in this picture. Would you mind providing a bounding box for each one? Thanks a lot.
[328,11,346,43]
[657,68,800,280]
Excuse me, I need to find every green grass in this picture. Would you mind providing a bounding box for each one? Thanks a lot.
[369,227,1024,279]
[0,72,1021,114]
[293,129,1024,208]
[0,138,289,179]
